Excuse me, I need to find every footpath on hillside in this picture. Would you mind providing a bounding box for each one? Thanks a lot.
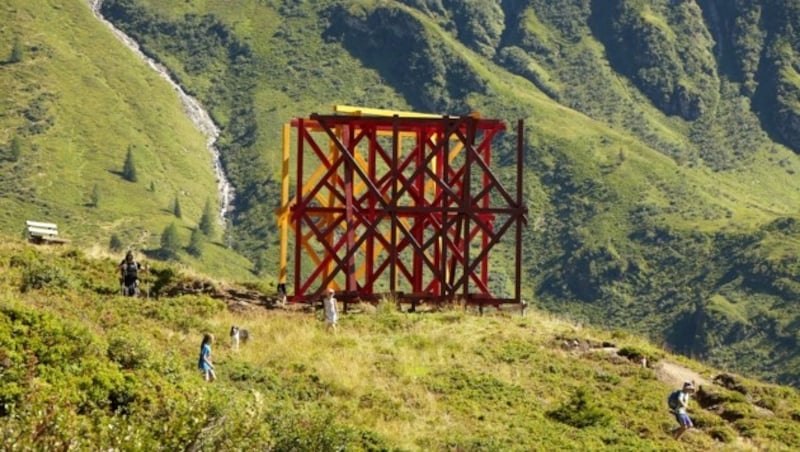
[655,359,710,388]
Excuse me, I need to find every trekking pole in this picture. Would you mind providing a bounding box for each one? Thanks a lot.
[144,262,150,299]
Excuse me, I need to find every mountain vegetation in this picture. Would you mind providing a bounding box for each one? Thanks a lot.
[1,241,800,450]
[0,0,256,281]
[1,0,800,407]
[89,0,800,387]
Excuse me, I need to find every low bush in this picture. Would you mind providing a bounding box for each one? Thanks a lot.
[20,260,74,292]
[547,387,611,428]
[266,403,390,451]
[107,331,152,370]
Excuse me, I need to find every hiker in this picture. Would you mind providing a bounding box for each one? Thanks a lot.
[278,282,288,306]
[198,333,216,382]
[669,381,695,440]
[322,288,338,333]
[118,250,142,296]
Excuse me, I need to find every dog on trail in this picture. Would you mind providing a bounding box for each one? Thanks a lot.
[230,326,250,350]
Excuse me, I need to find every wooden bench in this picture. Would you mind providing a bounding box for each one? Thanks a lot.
[26,220,69,244]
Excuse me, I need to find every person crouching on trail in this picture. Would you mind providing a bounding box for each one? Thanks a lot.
[669,381,696,440]
[118,250,142,296]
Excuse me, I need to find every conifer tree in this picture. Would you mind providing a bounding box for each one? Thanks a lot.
[198,198,215,236]
[173,196,182,218]
[9,37,23,63]
[109,234,123,252]
[187,227,205,257]
[123,146,138,182]
[90,184,100,207]
[160,223,180,258]
[253,252,268,275]
[9,136,21,162]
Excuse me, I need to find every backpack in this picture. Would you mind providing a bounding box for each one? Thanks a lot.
[122,260,139,278]
[667,390,682,410]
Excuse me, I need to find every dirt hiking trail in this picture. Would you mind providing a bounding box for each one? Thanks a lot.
[655,359,710,389]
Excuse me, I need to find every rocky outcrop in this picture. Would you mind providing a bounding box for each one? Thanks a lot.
[324,3,487,113]
[591,0,718,121]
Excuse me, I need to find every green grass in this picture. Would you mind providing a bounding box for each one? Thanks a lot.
[2,239,800,449]
[3,0,800,392]
[0,0,255,280]
[707,294,749,325]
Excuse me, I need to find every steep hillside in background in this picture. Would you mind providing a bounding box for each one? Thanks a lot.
[94,0,800,386]
[0,0,254,280]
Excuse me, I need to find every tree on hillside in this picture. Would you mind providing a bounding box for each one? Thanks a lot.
[9,37,23,63]
[187,227,205,257]
[90,184,100,207]
[198,198,215,236]
[109,234,123,252]
[173,196,182,218]
[9,136,22,162]
[253,252,268,275]
[160,223,180,259]
[122,146,138,182]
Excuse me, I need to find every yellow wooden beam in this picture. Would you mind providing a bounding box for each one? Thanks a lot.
[278,123,291,284]
[334,104,443,118]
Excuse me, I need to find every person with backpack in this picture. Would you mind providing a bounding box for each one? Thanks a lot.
[669,381,695,439]
[118,250,142,296]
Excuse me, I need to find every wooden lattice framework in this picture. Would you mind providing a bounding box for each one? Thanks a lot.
[277,107,527,307]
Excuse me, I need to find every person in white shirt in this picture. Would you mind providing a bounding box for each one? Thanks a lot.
[323,288,338,333]
[670,381,695,439]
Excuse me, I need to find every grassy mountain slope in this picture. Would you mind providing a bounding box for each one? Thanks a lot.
[94,0,800,385]
[0,0,256,280]
[1,240,800,450]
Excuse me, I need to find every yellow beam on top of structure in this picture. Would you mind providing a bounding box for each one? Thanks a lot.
[334,104,444,118]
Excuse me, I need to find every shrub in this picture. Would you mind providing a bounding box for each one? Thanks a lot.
[226,361,278,385]
[148,265,178,296]
[547,387,611,428]
[266,404,373,451]
[708,425,737,443]
[20,261,73,292]
[107,332,151,370]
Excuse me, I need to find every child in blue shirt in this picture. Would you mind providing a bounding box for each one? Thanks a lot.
[198,333,216,382]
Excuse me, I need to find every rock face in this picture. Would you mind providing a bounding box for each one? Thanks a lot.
[697,0,800,153]
[323,4,487,113]
[591,0,718,121]
[774,70,800,150]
